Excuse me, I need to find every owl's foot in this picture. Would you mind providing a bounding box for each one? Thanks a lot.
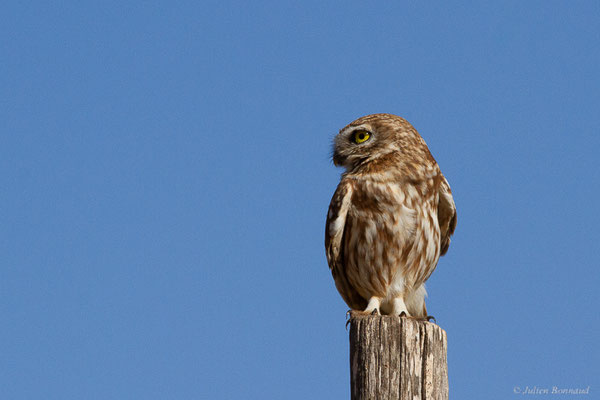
[363,296,382,315]
[391,297,410,317]
[348,309,379,317]
[398,314,437,323]
[346,309,379,330]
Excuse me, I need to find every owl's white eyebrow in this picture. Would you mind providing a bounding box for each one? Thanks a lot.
[341,125,370,135]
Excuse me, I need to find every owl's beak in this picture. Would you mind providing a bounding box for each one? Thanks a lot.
[332,153,344,167]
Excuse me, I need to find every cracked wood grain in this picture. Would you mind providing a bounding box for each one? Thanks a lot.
[349,314,448,400]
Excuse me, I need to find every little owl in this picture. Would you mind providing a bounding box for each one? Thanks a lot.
[325,114,457,318]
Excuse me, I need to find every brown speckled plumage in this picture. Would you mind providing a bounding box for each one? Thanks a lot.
[325,114,457,317]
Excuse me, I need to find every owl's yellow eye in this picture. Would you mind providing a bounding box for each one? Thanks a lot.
[353,130,371,144]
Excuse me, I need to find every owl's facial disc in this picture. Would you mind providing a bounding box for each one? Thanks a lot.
[332,125,374,169]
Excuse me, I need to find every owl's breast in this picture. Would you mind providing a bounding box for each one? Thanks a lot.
[348,180,419,243]
[343,179,440,299]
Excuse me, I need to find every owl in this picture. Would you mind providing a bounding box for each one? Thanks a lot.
[325,114,457,318]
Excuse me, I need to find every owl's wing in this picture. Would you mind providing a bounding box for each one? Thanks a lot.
[325,181,352,270]
[325,180,367,310]
[438,175,457,256]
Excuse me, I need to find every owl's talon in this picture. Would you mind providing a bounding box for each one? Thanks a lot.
[426,315,436,323]
[345,310,354,330]
[371,308,379,315]
[399,311,407,318]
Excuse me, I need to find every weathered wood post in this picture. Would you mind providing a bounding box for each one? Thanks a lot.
[348,314,449,400]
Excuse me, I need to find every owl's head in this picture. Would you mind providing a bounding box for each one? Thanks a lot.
[332,113,429,172]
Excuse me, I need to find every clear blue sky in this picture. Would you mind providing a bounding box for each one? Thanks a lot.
[2,1,599,399]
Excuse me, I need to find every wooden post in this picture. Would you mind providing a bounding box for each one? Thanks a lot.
[348,314,448,400]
